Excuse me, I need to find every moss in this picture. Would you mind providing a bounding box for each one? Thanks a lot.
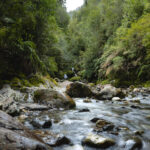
[43,74,58,86]
[10,77,23,88]
[34,90,42,103]
[29,74,45,86]
[143,81,150,87]
[100,79,110,85]
[21,79,32,87]
[88,83,95,87]
[70,76,81,82]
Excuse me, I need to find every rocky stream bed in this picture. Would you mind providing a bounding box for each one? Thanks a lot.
[0,81,150,150]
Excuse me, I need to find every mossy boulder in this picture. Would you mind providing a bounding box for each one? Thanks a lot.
[34,89,76,109]
[66,82,93,98]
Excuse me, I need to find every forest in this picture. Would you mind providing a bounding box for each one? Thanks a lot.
[0,0,150,87]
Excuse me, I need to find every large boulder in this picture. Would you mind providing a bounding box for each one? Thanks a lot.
[94,84,125,100]
[0,110,52,150]
[66,82,93,98]
[33,89,76,109]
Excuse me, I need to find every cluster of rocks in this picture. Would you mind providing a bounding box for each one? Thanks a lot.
[66,82,126,100]
[0,110,52,150]
[0,84,76,117]
[0,83,76,150]
[84,117,143,150]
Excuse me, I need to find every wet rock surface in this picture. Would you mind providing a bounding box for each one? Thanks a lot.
[124,137,142,150]
[0,110,52,150]
[30,115,52,129]
[34,130,71,147]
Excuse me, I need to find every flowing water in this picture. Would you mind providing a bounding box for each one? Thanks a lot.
[24,82,150,150]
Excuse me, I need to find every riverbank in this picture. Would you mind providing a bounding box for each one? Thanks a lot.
[0,81,150,149]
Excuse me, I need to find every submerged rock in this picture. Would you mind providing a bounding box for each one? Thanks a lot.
[0,110,52,150]
[79,108,90,112]
[82,133,115,148]
[130,105,141,109]
[34,89,76,109]
[66,82,93,98]
[83,98,92,103]
[125,137,142,150]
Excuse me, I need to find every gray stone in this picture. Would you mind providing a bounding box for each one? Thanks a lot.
[0,110,52,150]
[34,130,71,147]
[34,89,76,109]
[30,115,52,129]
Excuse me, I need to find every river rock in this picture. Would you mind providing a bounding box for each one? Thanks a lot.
[79,108,90,112]
[34,130,71,146]
[83,98,92,103]
[30,115,52,129]
[133,130,144,136]
[125,137,142,150]
[0,110,52,150]
[0,97,21,116]
[91,118,101,123]
[34,89,75,109]
[130,105,141,109]
[96,119,111,128]
[130,100,141,104]
[95,119,114,132]
[66,82,93,98]
[82,133,115,148]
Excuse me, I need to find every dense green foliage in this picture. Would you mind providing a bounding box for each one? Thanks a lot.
[0,0,69,79]
[1,0,150,87]
[66,0,150,86]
